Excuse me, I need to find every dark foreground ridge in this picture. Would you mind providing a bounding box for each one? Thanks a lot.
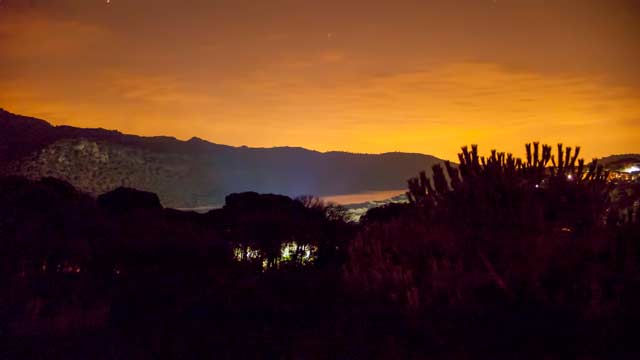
[1,142,639,358]
[0,108,443,207]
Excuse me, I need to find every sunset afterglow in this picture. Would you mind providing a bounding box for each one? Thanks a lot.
[2,2,640,357]
[1,0,638,160]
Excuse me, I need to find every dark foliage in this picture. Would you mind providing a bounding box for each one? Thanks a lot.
[346,143,640,357]
[0,177,354,358]
[1,142,639,358]
[98,187,162,214]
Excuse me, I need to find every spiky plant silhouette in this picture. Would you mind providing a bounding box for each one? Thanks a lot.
[406,142,610,232]
[345,143,632,316]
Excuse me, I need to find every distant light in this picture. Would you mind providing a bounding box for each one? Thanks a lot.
[567,174,573,180]
[535,184,539,188]
[623,165,640,173]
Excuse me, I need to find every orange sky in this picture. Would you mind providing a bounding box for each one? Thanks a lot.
[1,0,639,161]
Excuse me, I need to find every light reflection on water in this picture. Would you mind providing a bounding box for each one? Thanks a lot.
[321,189,406,205]
[175,190,406,213]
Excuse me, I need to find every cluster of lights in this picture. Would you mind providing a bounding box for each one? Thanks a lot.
[233,242,317,270]
[623,165,640,174]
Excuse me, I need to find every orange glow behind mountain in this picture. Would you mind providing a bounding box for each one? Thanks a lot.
[1,0,638,160]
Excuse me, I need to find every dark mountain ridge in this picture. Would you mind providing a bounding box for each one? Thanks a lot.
[598,154,640,170]
[0,108,443,207]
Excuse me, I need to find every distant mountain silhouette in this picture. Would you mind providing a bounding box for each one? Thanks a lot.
[0,109,446,207]
[598,154,640,170]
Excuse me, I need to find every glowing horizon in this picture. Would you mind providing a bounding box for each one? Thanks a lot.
[1,0,639,161]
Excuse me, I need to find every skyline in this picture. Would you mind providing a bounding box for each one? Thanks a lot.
[1,0,639,161]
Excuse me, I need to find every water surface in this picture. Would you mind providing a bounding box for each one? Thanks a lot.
[322,189,406,205]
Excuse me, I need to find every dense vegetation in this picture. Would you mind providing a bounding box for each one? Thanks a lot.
[1,143,639,358]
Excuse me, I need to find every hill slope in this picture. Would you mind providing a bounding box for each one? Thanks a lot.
[598,154,640,171]
[0,109,443,207]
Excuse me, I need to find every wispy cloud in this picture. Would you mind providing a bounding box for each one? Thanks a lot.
[105,72,216,105]
[1,1,638,159]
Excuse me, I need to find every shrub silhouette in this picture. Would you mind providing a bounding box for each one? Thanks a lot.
[1,142,639,358]
[345,143,640,354]
[97,187,162,214]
